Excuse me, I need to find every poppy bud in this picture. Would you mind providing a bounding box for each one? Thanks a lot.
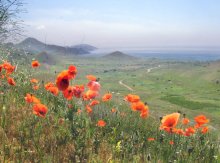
[177,110,182,114]
[96,78,100,82]
[159,116,163,121]
[144,102,148,105]
[183,113,186,118]
[188,147,194,155]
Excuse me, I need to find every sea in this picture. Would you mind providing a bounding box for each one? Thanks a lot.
[90,47,220,61]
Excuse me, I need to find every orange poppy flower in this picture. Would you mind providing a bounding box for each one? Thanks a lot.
[185,127,195,136]
[7,77,16,86]
[83,90,99,100]
[87,80,101,91]
[124,94,140,103]
[111,108,117,113]
[62,86,74,100]
[194,115,209,127]
[147,137,155,142]
[45,82,55,90]
[182,118,190,125]
[48,86,59,96]
[30,78,38,84]
[76,109,82,115]
[56,70,69,91]
[173,128,184,135]
[140,106,149,119]
[160,113,180,132]
[86,105,93,114]
[201,126,209,134]
[97,120,106,127]
[25,93,41,104]
[31,60,40,68]
[89,100,100,106]
[86,75,97,81]
[33,85,39,90]
[2,61,15,75]
[73,85,84,98]
[68,65,77,79]
[102,93,112,102]
[131,101,146,112]
[32,103,48,118]
[169,141,174,145]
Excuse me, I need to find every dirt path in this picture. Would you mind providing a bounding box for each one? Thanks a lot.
[119,65,161,91]
[147,65,161,73]
[119,80,134,91]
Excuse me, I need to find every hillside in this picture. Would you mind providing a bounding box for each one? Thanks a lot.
[16,37,97,55]
[103,51,137,60]
[35,51,56,65]
[71,44,97,51]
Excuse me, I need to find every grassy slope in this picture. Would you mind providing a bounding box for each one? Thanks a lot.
[52,56,220,129]
[1,50,219,162]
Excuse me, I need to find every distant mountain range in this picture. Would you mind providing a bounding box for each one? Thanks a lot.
[13,37,97,55]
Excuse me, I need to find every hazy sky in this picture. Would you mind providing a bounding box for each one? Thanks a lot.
[22,0,220,48]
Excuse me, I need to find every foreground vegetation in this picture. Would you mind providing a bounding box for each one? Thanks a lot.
[0,48,220,162]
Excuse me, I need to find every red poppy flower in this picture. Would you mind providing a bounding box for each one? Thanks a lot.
[140,106,149,119]
[73,85,84,98]
[169,140,174,145]
[48,86,59,96]
[45,82,55,90]
[33,103,48,118]
[173,128,184,135]
[30,78,38,84]
[62,86,74,100]
[194,115,209,127]
[131,101,146,111]
[111,108,117,113]
[7,77,16,86]
[201,126,209,134]
[56,70,69,91]
[68,65,77,79]
[76,109,82,115]
[83,90,99,100]
[87,81,101,91]
[25,93,41,104]
[182,118,190,125]
[89,100,100,106]
[102,93,112,102]
[147,137,155,142]
[86,105,93,114]
[86,75,97,81]
[2,61,15,75]
[33,85,39,90]
[160,113,180,132]
[32,60,40,68]
[125,94,140,103]
[97,120,106,127]
[185,127,195,136]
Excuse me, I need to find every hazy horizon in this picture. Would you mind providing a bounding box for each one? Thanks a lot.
[21,0,220,48]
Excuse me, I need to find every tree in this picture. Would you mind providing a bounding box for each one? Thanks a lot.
[0,0,24,42]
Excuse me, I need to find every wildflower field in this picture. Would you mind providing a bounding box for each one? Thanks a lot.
[0,48,220,162]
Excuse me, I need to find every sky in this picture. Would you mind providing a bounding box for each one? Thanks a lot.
[21,0,220,48]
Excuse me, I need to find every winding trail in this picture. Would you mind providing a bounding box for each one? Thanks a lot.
[119,80,134,91]
[119,65,161,91]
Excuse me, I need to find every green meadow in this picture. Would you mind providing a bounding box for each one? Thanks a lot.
[0,48,220,162]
